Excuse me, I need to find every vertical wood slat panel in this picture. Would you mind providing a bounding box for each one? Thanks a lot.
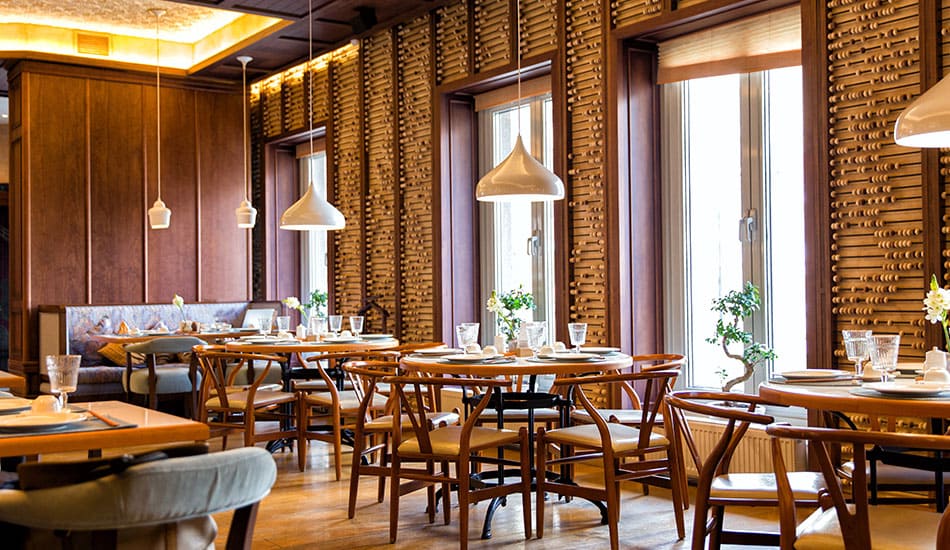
[331,47,365,316]
[146,87,198,303]
[363,32,399,333]
[474,0,511,73]
[826,0,926,358]
[197,91,249,301]
[89,80,144,304]
[435,1,471,85]
[29,73,87,308]
[397,15,435,342]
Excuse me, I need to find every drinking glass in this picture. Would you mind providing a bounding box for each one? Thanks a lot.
[462,322,480,346]
[46,354,81,410]
[568,323,588,353]
[349,316,364,338]
[868,334,901,382]
[328,315,343,336]
[309,316,326,339]
[275,315,291,334]
[842,329,871,377]
[526,321,547,358]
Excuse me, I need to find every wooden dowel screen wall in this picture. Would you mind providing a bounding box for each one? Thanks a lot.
[248,0,950,371]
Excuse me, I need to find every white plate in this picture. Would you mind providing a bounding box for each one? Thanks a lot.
[863,381,950,396]
[440,354,501,363]
[537,352,602,362]
[360,334,393,340]
[781,369,850,379]
[0,398,32,414]
[0,412,88,430]
[322,337,361,344]
[581,347,621,355]
[415,347,462,356]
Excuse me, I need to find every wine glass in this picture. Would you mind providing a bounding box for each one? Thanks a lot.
[526,322,547,358]
[349,316,364,339]
[842,329,871,377]
[568,323,588,353]
[46,355,81,410]
[869,334,901,382]
[328,315,343,336]
[275,315,291,335]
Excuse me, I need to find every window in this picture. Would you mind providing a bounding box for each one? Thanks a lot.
[477,93,555,342]
[662,66,805,390]
[299,150,329,301]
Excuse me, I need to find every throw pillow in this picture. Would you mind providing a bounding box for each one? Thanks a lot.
[97,343,145,366]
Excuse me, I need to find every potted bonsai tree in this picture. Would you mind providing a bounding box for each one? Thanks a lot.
[707,282,777,393]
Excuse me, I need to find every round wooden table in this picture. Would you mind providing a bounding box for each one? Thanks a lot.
[758,380,950,417]
[94,329,258,345]
[400,353,633,377]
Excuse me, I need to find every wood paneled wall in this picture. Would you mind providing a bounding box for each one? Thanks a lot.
[6,60,248,378]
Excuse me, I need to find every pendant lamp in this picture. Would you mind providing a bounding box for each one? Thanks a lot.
[147,8,171,229]
[235,56,257,228]
[894,75,950,147]
[475,0,564,202]
[280,0,345,231]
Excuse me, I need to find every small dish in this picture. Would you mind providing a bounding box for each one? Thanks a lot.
[0,398,33,414]
[440,354,500,363]
[0,412,88,431]
[322,337,361,344]
[535,352,603,362]
[360,334,394,340]
[781,369,850,380]
[414,347,462,356]
[581,347,621,355]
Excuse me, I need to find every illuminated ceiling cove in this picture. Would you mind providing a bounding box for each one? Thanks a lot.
[0,0,286,72]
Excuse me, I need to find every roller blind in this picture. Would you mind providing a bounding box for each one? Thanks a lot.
[657,5,801,84]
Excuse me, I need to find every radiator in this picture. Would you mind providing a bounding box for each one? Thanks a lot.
[679,415,807,478]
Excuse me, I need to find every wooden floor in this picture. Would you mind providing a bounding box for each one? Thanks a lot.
[203,438,781,550]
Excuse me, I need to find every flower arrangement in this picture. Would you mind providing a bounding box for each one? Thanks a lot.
[172,294,184,320]
[707,282,776,393]
[486,285,536,342]
[923,274,950,350]
[282,289,329,325]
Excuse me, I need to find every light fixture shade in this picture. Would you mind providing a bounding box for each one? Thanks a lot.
[235,199,257,228]
[148,198,171,229]
[476,135,565,202]
[280,182,346,230]
[895,75,950,147]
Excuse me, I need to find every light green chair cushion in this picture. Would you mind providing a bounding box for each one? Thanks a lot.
[125,366,200,395]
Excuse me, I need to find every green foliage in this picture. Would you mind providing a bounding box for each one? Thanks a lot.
[487,285,536,342]
[706,282,777,392]
[307,289,328,317]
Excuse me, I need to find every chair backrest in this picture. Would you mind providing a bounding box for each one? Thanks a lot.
[123,336,208,355]
[385,375,510,456]
[666,390,778,477]
[304,350,400,395]
[766,424,950,550]
[196,350,285,413]
[622,354,685,409]
[0,446,276,550]
[342,359,401,418]
[553,369,679,449]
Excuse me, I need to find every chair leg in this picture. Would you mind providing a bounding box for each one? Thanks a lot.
[426,460,436,524]
[668,452,686,540]
[389,454,401,544]
[457,455,470,550]
[536,428,547,540]
[332,408,343,481]
[347,428,364,518]
[603,456,620,550]
[519,428,532,540]
[709,505,725,550]
[378,437,389,503]
[297,401,308,472]
[441,460,451,525]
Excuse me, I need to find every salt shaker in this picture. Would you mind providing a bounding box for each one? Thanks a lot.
[923,347,950,383]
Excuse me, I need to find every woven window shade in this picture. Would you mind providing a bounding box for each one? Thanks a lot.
[657,5,801,84]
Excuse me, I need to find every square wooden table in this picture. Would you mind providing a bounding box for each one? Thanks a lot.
[0,400,209,458]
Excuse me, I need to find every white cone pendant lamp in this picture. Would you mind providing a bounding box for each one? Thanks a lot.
[895,75,950,147]
[148,8,171,230]
[235,56,257,229]
[474,0,564,202]
[279,0,345,231]
[476,135,564,201]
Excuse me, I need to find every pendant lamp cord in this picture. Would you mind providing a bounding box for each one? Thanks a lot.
[516,0,521,137]
[308,0,314,162]
[154,10,162,202]
[242,59,249,201]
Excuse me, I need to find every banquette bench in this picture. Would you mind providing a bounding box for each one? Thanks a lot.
[34,302,277,400]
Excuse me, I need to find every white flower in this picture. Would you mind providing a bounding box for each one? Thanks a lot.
[283,296,301,310]
[172,294,184,310]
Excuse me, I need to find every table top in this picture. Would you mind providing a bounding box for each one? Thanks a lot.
[0,400,209,457]
[759,380,950,417]
[401,353,633,377]
[224,338,399,354]
[95,329,258,344]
